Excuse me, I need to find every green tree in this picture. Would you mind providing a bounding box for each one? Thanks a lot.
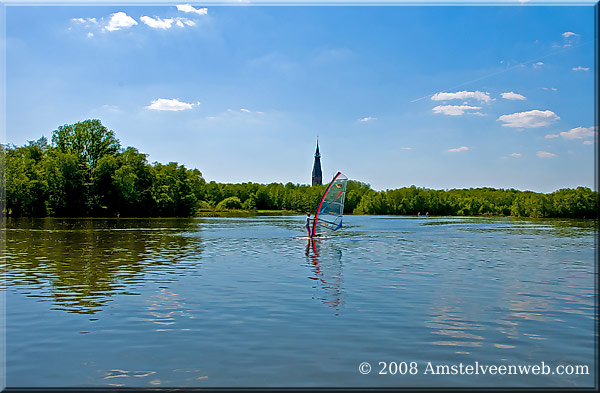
[216,196,243,210]
[52,119,120,169]
[42,149,87,216]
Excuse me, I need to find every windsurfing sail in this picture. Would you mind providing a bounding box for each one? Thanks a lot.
[311,172,348,237]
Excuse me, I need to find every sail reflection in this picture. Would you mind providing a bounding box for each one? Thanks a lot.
[4,218,204,315]
[305,239,344,312]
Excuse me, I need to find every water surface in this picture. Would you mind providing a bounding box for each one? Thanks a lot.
[3,216,596,387]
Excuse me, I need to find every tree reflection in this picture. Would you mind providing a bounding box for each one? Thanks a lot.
[4,218,204,314]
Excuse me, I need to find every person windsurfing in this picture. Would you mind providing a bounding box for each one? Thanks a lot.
[306,213,312,238]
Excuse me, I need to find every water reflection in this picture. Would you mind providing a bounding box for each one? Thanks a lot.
[304,239,344,313]
[425,305,485,353]
[4,218,204,315]
[143,288,196,331]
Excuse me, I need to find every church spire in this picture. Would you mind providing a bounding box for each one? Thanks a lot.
[312,138,322,186]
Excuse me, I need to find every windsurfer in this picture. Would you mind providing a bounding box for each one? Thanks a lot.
[306,213,312,237]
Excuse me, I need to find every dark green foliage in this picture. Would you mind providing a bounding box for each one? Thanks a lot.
[350,186,597,219]
[3,119,598,219]
[4,120,205,217]
[150,162,204,216]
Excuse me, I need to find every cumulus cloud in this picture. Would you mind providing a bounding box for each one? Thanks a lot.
[431,90,492,104]
[501,92,526,100]
[559,126,596,140]
[358,117,377,122]
[497,110,559,128]
[141,16,196,29]
[541,87,558,92]
[176,4,208,15]
[105,12,138,32]
[536,151,556,158]
[432,105,481,116]
[559,31,580,48]
[545,134,559,139]
[240,108,251,113]
[572,66,590,71]
[533,62,544,69]
[510,153,522,157]
[146,98,196,111]
[448,146,469,152]
[400,147,412,150]
[583,140,594,145]
[562,31,579,38]
[141,16,173,29]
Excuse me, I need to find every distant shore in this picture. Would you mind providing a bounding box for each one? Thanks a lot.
[3,119,598,220]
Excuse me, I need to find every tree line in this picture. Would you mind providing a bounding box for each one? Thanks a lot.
[2,119,598,219]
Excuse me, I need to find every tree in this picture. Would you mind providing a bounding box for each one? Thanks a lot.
[42,149,87,216]
[52,119,120,169]
[216,196,243,210]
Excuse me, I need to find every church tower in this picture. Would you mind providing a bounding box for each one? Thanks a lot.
[312,139,322,186]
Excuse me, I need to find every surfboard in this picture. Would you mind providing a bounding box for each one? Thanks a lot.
[293,236,332,240]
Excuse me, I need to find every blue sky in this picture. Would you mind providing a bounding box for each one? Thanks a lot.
[5,4,596,192]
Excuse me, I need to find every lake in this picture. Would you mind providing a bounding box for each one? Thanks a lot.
[2,215,596,388]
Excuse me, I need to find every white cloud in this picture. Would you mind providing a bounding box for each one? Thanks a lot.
[105,12,138,32]
[448,146,469,152]
[205,107,267,121]
[141,16,173,29]
[87,32,94,37]
[432,105,481,116]
[545,134,559,139]
[541,87,558,92]
[562,31,579,38]
[141,16,195,29]
[533,62,544,69]
[559,126,596,140]
[176,4,208,15]
[358,117,377,122]
[560,32,580,48]
[510,153,522,157]
[497,110,559,128]
[501,92,526,100]
[572,66,590,71]
[400,147,412,150]
[146,98,196,111]
[583,140,594,145]
[537,151,556,158]
[431,90,492,104]
[72,17,98,25]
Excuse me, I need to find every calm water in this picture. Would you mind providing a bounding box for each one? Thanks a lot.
[2,216,596,388]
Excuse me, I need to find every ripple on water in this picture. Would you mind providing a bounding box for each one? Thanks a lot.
[4,216,596,388]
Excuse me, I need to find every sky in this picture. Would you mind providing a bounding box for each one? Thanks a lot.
[4,4,597,192]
